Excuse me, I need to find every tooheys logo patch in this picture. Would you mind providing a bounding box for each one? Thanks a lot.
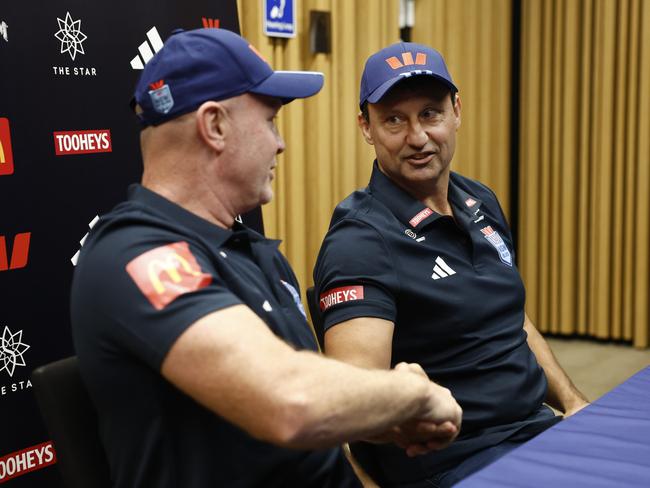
[409,208,433,227]
[53,129,112,155]
[0,441,56,483]
[319,286,364,312]
[126,242,212,310]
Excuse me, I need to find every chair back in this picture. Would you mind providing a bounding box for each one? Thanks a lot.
[31,356,111,488]
[306,286,325,349]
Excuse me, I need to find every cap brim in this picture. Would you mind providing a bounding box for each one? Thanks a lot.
[366,73,458,104]
[250,71,324,104]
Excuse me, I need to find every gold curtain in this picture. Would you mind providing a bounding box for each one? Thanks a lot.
[238,0,399,292]
[412,0,513,215]
[519,0,650,347]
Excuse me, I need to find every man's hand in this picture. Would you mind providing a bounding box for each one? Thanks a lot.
[392,362,462,456]
[563,400,590,418]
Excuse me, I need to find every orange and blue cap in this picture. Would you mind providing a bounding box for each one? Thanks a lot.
[359,42,457,108]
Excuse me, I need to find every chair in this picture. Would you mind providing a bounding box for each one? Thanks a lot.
[31,356,112,488]
[306,286,325,349]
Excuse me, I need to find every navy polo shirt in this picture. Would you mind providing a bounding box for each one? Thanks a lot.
[314,163,559,484]
[70,185,360,488]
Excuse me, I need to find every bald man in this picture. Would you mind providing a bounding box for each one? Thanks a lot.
[70,29,462,488]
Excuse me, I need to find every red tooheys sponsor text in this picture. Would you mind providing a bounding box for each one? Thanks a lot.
[408,208,433,227]
[0,441,56,483]
[319,286,364,312]
[53,129,112,155]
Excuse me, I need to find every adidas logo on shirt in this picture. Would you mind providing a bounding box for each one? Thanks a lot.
[431,256,456,280]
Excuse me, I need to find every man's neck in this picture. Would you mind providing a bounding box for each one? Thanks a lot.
[141,177,236,230]
[398,169,453,217]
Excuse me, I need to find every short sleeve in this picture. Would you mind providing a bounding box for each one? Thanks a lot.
[71,226,242,371]
[313,219,399,330]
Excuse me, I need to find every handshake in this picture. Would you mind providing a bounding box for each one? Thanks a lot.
[368,362,463,457]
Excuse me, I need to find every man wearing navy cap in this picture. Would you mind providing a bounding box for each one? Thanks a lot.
[314,42,589,487]
[70,29,463,488]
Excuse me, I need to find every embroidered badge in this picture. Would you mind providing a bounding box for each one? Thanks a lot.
[480,226,512,266]
[126,241,212,310]
[148,79,174,114]
[280,279,307,319]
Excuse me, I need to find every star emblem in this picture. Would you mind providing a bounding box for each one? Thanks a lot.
[0,326,30,378]
[54,12,87,61]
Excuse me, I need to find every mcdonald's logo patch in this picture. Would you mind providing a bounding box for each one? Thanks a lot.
[126,241,212,310]
[0,118,15,176]
[0,232,31,272]
[201,17,220,28]
[385,52,427,70]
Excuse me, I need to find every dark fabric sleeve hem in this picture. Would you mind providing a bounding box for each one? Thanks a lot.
[323,303,396,332]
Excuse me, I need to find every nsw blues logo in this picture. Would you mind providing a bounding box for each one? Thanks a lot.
[280,279,307,319]
[480,226,512,266]
[148,79,174,114]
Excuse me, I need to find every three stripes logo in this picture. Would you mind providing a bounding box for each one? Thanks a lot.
[201,17,220,28]
[431,256,456,280]
[130,27,164,70]
[71,215,99,266]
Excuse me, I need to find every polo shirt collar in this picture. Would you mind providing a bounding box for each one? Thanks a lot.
[447,177,484,218]
[127,184,274,248]
[367,161,483,229]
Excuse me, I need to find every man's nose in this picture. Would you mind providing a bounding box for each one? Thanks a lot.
[406,122,428,147]
[276,134,286,155]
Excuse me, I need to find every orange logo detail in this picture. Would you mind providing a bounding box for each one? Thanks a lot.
[385,52,428,70]
[0,118,14,176]
[0,232,31,271]
[202,17,220,28]
[149,80,164,90]
[126,242,212,310]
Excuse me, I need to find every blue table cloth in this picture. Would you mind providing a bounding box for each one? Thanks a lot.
[456,366,650,487]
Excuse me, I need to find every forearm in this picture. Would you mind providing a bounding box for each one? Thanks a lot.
[524,315,589,413]
[277,349,434,448]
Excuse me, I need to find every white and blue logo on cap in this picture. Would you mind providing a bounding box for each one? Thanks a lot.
[148,80,174,114]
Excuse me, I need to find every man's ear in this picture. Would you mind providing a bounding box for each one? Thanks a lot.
[357,113,374,145]
[196,101,228,153]
[453,95,462,131]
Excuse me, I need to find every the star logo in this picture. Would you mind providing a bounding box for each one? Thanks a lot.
[54,12,87,61]
[0,326,30,377]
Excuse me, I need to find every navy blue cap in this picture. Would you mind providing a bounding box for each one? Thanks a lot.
[134,28,324,126]
[359,42,457,108]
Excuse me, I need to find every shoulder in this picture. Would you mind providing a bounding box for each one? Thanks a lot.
[314,193,398,290]
[450,171,500,204]
[326,188,396,242]
[78,202,206,273]
[72,202,215,315]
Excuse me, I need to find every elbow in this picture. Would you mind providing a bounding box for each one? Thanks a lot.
[267,391,325,449]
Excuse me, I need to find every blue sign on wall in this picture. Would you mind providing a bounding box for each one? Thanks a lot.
[264,0,296,38]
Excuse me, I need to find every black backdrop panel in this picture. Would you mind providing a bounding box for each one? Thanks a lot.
[0,1,262,485]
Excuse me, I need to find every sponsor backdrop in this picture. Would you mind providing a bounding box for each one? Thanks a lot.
[0,1,258,485]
